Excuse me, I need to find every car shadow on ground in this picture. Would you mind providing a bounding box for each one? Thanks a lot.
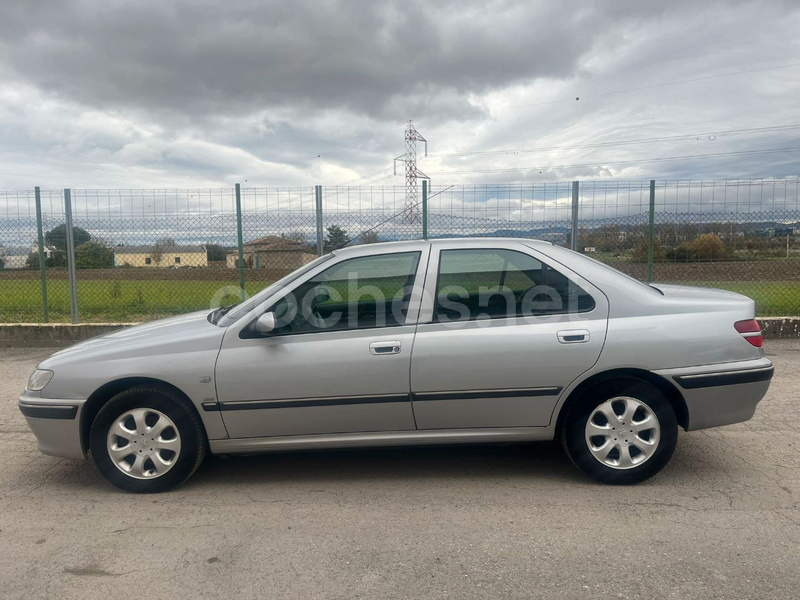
[186,441,586,489]
[11,434,702,495]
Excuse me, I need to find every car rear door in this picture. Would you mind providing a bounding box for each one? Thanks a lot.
[410,241,608,429]
[214,247,429,439]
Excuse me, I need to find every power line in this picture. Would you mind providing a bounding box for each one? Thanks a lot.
[426,147,800,175]
[577,62,800,102]
[315,122,407,161]
[417,62,800,123]
[335,167,394,186]
[426,124,800,158]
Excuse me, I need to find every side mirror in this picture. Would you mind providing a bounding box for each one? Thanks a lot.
[255,312,277,334]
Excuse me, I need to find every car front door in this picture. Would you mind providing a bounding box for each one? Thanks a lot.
[215,247,429,439]
[410,242,608,429]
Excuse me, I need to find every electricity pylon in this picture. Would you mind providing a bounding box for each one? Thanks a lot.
[394,121,429,223]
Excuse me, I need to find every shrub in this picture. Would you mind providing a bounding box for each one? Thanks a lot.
[689,233,729,260]
[75,242,114,268]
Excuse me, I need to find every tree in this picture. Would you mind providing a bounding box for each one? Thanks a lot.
[206,243,227,262]
[25,251,40,269]
[358,230,381,245]
[74,242,114,268]
[42,223,91,267]
[150,244,163,266]
[44,223,91,251]
[149,237,176,267]
[324,225,349,253]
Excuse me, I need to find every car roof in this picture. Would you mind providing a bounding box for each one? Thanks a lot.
[332,237,554,256]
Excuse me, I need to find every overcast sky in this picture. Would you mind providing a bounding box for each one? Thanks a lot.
[0,0,799,190]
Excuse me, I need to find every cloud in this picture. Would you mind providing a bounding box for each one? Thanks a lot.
[0,0,605,120]
[0,0,798,190]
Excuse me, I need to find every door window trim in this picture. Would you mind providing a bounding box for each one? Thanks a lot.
[418,244,600,325]
[239,248,430,339]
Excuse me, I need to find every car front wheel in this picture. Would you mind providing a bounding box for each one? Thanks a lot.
[562,379,678,485]
[90,385,206,493]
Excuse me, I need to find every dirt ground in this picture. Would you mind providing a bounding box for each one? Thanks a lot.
[613,258,800,282]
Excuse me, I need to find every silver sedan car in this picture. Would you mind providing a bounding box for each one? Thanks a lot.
[19,238,773,492]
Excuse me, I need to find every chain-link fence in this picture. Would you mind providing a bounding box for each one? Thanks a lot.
[1,178,798,322]
[576,179,800,316]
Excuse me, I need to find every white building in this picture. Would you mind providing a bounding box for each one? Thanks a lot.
[0,245,55,269]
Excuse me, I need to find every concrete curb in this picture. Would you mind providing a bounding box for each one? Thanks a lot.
[758,317,800,339]
[0,323,137,346]
[1,317,799,345]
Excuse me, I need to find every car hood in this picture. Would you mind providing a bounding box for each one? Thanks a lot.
[39,310,223,369]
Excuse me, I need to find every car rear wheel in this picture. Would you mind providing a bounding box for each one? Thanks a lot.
[561,379,678,485]
[90,385,206,493]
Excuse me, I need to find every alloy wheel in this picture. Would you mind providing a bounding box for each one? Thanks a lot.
[106,408,182,479]
[584,396,661,470]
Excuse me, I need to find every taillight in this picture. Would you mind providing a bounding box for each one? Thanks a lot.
[735,319,763,348]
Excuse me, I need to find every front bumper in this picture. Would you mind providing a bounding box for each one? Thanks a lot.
[655,357,774,431]
[19,391,87,459]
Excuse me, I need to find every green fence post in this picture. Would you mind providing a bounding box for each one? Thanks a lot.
[647,179,656,283]
[34,186,49,322]
[63,188,79,323]
[235,183,245,301]
[422,180,428,240]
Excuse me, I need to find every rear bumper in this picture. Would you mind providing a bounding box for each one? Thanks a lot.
[19,391,87,459]
[655,357,774,431]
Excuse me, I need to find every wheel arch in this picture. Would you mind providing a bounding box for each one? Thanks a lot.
[555,368,689,434]
[81,377,204,455]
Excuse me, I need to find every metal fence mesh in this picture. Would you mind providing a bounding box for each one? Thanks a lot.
[1,178,798,323]
[323,186,423,246]
[578,179,800,316]
[67,188,243,322]
[428,183,574,242]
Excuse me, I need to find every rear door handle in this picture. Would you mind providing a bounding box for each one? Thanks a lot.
[370,341,402,355]
[557,329,590,344]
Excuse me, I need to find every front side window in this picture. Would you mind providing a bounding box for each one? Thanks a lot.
[434,248,595,322]
[269,251,421,334]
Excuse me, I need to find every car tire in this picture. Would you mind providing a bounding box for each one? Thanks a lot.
[561,378,678,485]
[89,385,206,493]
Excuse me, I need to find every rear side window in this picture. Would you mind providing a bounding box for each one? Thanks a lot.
[434,248,595,321]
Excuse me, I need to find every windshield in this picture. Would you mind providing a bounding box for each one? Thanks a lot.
[561,250,662,294]
[214,254,334,327]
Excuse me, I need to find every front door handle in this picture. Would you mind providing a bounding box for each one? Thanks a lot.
[557,329,590,344]
[370,341,402,355]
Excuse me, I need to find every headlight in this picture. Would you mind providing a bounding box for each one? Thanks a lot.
[27,369,54,391]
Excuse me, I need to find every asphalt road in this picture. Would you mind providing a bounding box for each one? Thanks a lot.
[1,342,798,599]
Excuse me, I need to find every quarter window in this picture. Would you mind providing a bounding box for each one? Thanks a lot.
[434,248,595,321]
[269,251,421,334]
